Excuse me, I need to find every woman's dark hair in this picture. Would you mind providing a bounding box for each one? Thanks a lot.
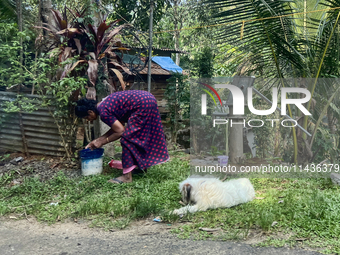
[75,98,99,118]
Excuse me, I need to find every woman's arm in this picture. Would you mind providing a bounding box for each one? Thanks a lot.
[85,120,125,149]
[100,121,125,138]
[101,128,114,138]
[106,120,125,143]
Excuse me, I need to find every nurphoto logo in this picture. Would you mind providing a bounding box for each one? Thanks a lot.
[200,82,312,131]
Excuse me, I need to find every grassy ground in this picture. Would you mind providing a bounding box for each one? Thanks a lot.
[0,152,189,229]
[1,152,340,253]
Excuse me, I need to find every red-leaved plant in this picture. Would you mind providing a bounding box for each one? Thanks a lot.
[36,6,135,99]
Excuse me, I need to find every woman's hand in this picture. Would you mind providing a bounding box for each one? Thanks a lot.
[85,120,124,150]
[85,138,104,150]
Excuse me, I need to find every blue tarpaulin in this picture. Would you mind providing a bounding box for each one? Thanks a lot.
[152,56,183,73]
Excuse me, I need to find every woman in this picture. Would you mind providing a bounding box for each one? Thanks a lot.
[75,90,169,184]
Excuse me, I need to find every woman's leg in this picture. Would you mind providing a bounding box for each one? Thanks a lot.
[108,164,137,184]
[108,171,133,184]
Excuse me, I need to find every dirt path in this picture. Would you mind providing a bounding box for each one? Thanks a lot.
[0,218,321,255]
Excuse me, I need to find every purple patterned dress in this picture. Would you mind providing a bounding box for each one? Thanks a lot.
[97,90,169,170]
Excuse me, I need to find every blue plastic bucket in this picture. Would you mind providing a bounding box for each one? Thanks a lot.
[79,148,104,176]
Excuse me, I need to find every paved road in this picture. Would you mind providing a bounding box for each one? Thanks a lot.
[0,219,321,255]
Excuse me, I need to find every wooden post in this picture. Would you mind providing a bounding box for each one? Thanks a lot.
[16,0,30,157]
[94,93,115,158]
[228,106,244,164]
[18,111,30,157]
[226,76,255,164]
[147,0,154,92]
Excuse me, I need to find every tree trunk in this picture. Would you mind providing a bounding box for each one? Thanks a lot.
[36,0,53,56]
[16,0,23,68]
[39,0,52,36]
[296,80,312,164]
[296,117,311,164]
[192,126,199,154]
[91,0,102,26]
[273,112,281,157]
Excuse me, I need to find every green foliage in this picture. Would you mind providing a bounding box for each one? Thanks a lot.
[0,6,135,158]
[0,23,35,88]
[47,77,87,109]
[0,153,10,161]
[252,121,273,159]
[0,22,17,42]
[1,95,38,113]
[166,73,191,119]
[0,22,87,157]
[312,126,340,163]
[0,23,41,126]
[165,73,190,142]
[204,0,304,78]
[179,46,215,79]
[189,79,228,155]
[191,46,214,78]
[249,109,276,159]
[45,77,87,121]
[213,44,244,77]
[202,0,340,163]
[22,52,87,116]
[0,0,16,21]
[107,0,170,31]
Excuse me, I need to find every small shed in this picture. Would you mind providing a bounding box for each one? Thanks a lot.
[120,48,186,117]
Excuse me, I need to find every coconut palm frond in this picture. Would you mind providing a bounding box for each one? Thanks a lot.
[0,0,16,21]
[204,0,305,78]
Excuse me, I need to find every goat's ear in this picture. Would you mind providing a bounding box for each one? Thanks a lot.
[182,183,192,204]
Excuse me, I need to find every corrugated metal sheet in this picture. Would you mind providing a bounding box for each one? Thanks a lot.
[0,91,74,156]
[124,45,188,54]
[138,62,172,75]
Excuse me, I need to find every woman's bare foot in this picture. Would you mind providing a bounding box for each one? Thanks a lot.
[108,172,132,184]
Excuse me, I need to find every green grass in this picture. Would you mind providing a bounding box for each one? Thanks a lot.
[0,153,188,228]
[170,177,340,253]
[0,153,10,161]
[1,154,340,253]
